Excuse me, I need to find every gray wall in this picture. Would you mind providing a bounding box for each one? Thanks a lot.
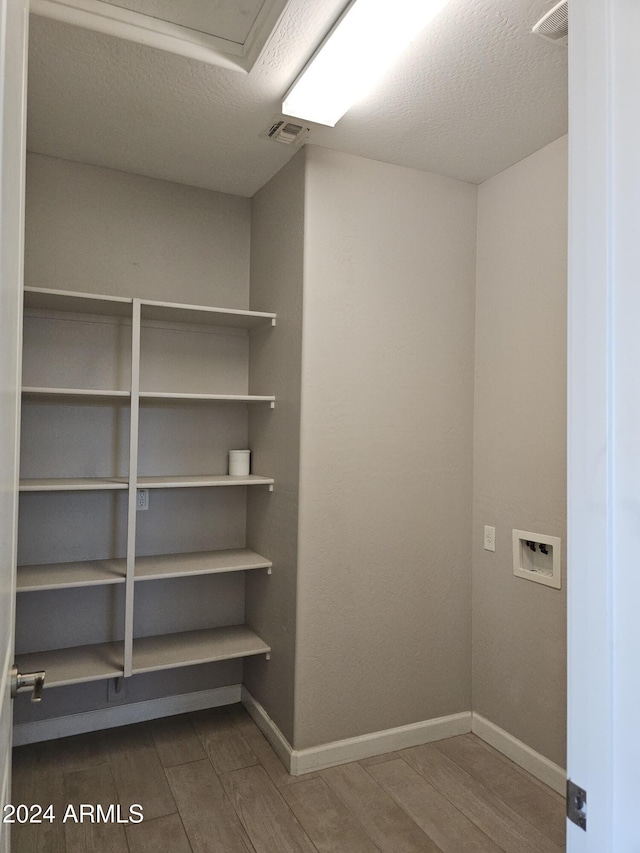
[245,151,306,744]
[472,136,567,766]
[293,147,478,749]
[25,153,250,307]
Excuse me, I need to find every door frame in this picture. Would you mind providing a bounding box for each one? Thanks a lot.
[567,0,640,849]
[0,0,637,848]
[0,0,28,850]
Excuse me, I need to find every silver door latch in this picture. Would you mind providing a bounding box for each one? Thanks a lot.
[10,666,45,702]
[567,779,587,830]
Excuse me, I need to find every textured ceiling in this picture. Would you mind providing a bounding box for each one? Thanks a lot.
[99,0,265,43]
[27,0,567,197]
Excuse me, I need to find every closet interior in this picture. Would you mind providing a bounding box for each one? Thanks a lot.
[13,0,568,789]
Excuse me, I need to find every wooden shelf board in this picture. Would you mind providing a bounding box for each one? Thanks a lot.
[132,625,270,674]
[19,477,129,492]
[17,559,126,592]
[137,474,273,489]
[22,387,130,402]
[134,549,272,581]
[139,391,274,404]
[140,298,276,330]
[24,287,132,317]
[15,642,123,688]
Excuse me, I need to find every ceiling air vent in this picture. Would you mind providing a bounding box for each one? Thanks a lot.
[533,0,568,45]
[265,119,309,146]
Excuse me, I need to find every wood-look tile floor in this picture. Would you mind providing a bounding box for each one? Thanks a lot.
[11,704,566,852]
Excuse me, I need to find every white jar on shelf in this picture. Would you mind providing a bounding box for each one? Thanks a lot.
[228,449,251,476]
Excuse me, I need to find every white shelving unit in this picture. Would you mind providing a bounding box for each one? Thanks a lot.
[132,626,271,675]
[23,387,131,402]
[19,477,129,492]
[17,559,127,591]
[140,298,276,330]
[137,474,274,489]
[15,643,125,688]
[23,286,132,317]
[139,391,274,405]
[16,287,274,695]
[134,549,272,581]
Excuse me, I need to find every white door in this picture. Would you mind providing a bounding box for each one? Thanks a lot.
[567,0,640,850]
[0,1,28,850]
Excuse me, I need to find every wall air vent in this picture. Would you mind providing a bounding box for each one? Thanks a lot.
[533,0,568,45]
[264,119,309,146]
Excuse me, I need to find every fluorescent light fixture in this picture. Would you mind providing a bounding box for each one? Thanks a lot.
[283,0,452,127]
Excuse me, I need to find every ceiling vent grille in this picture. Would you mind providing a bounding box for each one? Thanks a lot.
[266,120,309,146]
[260,116,309,147]
[533,0,568,45]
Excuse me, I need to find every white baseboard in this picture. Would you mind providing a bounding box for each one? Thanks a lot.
[241,688,472,776]
[291,712,473,775]
[240,686,293,771]
[13,685,566,798]
[13,684,241,746]
[472,713,566,795]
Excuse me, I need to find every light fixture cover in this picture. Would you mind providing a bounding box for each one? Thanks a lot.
[283,0,451,127]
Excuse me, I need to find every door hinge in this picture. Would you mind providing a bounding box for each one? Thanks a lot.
[567,779,587,831]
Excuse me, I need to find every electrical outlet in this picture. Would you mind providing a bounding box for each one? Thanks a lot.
[137,489,149,511]
[484,525,496,552]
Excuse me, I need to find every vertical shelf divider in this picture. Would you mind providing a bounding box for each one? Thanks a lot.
[124,298,141,676]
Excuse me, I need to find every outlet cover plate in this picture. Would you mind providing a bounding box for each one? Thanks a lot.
[512,529,561,589]
[484,525,496,552]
